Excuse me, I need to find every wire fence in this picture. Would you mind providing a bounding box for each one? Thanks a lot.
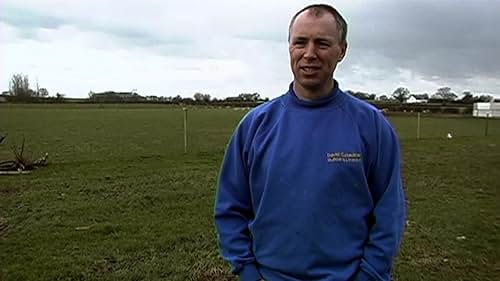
[387,112,500,140]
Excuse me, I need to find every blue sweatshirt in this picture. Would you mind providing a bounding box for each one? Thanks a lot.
[215,83,406,281]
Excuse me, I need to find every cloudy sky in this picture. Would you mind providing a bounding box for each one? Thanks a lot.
[1,0,499,99]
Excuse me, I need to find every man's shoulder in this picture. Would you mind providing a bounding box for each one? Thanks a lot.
[241,95,285,124]
[339,90,396,133]
[251,95,285,114]
[341,90,382,115]
[339,90,392,126]
[232,95,286,141]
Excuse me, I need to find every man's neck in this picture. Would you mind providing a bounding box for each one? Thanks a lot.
[293,80,334,100]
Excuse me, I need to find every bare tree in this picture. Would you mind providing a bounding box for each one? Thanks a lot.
[9,73,31,98]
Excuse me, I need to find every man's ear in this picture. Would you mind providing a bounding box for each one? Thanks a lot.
[338,42,348,62]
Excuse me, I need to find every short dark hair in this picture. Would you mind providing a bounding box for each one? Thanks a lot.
[288,4,348,44]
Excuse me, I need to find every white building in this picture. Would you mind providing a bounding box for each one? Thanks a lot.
[406,95,428,104]
[473,102,500,118]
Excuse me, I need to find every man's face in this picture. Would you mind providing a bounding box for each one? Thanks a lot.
[289,11,347,94]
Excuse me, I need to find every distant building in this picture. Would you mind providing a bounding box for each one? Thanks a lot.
[0,91,9,103]
[89,91,147,102]
[406,94,428,104]
[473,102,500,118]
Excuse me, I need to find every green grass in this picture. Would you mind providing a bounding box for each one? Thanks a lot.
[0,104,499,281]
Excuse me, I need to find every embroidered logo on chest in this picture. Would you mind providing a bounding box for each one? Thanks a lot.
[327,152,362,163]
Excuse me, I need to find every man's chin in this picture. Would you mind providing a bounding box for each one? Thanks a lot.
[296,80,322,91]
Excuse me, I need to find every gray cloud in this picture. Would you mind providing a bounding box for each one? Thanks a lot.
[1,5,65,30]
[346,0,500,82]
[0,3,193,51]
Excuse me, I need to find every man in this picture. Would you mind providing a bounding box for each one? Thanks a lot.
[215,4,406,281]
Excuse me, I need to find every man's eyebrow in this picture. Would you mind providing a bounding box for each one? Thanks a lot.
[315,37,334,43]
[292,35,309,41]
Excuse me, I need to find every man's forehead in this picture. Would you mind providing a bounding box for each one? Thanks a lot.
[290,24,338,41]
[291,12,338,37]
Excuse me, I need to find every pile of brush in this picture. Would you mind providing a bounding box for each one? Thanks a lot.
[0,135,48,174]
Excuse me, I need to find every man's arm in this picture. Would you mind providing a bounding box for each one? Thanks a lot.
[355,116,407,281]
[214,123,262,281]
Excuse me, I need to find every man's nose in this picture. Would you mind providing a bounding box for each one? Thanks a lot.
[303,43,317,59]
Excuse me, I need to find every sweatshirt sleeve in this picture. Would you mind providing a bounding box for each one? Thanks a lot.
[355,115,406,281]
[214,118,263,281]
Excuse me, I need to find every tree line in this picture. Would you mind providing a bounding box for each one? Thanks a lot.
[2,73,496,105]
[349,86,494,104]
[3,73,268,105]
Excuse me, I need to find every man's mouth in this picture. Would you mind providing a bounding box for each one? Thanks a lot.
[300,66,320,74]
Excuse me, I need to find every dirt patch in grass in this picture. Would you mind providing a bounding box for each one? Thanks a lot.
[190,260,235,281]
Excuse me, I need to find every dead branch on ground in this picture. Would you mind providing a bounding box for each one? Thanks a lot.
[0,136,48,173]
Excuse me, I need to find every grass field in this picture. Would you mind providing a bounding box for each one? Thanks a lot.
[1,104,499,281]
